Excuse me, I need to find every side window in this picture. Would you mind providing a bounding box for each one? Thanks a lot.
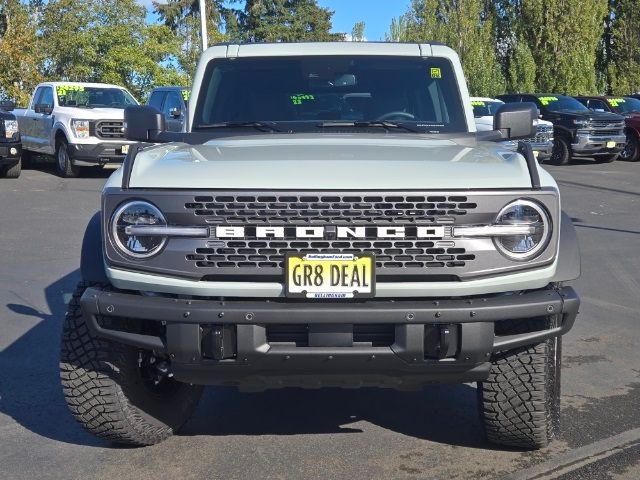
[148,91,165,111]
[40,87,54,107]
[163,92,183,116]
[31,87,45,108]
[588,99,607,111]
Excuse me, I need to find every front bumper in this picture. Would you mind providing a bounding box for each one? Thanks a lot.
[529,141,553,158]
[0,141,21,165]
[69,143,132,166]
[80,286,579,391]
[573,133,626,155]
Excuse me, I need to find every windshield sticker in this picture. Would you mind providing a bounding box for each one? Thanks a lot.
[291,94,315,105]
[539,96,558,106]
[181,90,190,101]
[430,68,442,79]
[56,85,85,96]
[608,98,625,107]
[471,100,485,106]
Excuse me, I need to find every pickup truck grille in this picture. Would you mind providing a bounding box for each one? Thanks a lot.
[590,129,622,137]
[588,120,625,129]
[96,121,125,140]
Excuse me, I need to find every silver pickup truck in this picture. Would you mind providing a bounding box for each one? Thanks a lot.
[61,42,580,450]
[15,82,138,177]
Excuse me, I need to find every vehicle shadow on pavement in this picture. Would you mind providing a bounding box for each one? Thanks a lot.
[0,269,104,447]
[182,382,496,449]
[24,156,113,179]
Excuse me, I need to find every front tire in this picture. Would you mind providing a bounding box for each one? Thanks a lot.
[56,138,80,178]
[550,136,571,165]
[478,320,561,449]
[0,159,21,178]
[60,282,203,446]
[620,132,640,162]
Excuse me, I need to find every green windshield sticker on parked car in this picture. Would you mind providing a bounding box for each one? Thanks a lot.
[291,94,315,105]
[538,96,558,106]
[471,101,485,106]
[56,85,85,96]
[607,98,625,107]
[181,90,190,101]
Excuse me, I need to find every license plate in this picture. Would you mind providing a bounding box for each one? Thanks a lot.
[120,145,129,155]
[606,141,616,148]
[285,253,375,299]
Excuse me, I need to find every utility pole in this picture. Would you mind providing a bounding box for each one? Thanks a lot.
[199,0,208,51]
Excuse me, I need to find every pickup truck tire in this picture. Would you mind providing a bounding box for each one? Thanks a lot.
[1,159,21,178]
[478,319,561,449]
[595,153,618,163]
[60,281,204,446]
[621,132,639,162]
[56,138,80,178]
[549,136,571,166]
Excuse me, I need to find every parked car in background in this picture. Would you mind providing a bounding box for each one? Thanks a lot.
[0,101,22,178]
[497,94,625,165]
[147,86,190,132]
[471,97,553,161]
[575,96,640,162]
[14,82,139,177]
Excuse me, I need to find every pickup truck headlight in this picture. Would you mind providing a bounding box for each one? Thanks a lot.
[71,119,90,139]
[494,199,552,261]
[110,201,167,259]
[4,119,18,139]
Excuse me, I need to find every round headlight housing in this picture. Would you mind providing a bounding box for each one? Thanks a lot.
[494,199,551,261]
[111,201,167,259]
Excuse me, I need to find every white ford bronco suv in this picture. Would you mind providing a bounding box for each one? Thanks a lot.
[60,42,580,449]
[15,82,138,177]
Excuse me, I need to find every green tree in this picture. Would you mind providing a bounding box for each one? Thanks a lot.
[0,0,42,104]
[391,0,505,97]
[154,0,227,80]
[39,0,186,99]
[351,21,365,41]
[506,36,536,93]
[605,0,640,94]
[235,0,344,42]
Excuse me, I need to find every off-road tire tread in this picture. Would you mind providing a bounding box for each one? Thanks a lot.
[60,281,201,446]
[478,319,560,449]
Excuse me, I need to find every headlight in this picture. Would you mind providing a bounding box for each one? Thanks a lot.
[71,119,90,139]
[110,201,167,258]
[4,119,18,139]
[494,199,552,261]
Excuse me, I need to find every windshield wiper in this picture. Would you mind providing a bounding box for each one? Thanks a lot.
[317,121,422,133]
[195,121,284,132]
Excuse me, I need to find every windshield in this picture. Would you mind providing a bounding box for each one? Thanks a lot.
[193,56,468,133]
[471,100,503,117]
[56,85,138,109]
[608,97,640,114]
[538,95,588,113]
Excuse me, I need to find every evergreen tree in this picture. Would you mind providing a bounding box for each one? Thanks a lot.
[605,0,640,94]
[351,21,365,41]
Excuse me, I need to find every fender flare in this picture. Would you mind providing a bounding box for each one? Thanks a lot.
[80,212,109,283]
[552,211,581,282]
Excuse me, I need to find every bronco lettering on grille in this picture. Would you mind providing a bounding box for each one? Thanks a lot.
[215,225,447,239]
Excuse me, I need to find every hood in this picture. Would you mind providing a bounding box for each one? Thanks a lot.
[56,106,125,120]
[127,135,535,190]
[549,110,624,122]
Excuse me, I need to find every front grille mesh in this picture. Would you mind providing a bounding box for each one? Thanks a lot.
[590,129,622,137]
[588,120,625,129]
[96,121,125,139]
[185,194,477,225]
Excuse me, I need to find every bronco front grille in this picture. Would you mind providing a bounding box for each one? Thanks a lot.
[96,121,125,140]
[185,194,478,225]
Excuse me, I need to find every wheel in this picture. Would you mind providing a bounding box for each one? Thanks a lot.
[2,158,21,178]
[595,153,618,163]
[549,136,571,165]
[21,149,33,169]
[478,318,561,449]
[60,281,203,446]
[56,138,80,178]
[620,132,639,162]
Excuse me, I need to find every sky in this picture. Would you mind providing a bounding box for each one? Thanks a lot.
[145,1,411,41]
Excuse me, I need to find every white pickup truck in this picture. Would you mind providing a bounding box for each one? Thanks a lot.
[15,82,139,177]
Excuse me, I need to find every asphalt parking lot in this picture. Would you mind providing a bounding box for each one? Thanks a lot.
[0,159,639,480]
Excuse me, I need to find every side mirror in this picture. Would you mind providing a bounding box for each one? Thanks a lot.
[34,104,53,115]
[493,102,537,140]
[0,101,15,111]
[169,107,182,119]
[124,106,166,142]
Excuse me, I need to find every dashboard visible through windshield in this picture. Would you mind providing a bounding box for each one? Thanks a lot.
[193,56,468,133]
